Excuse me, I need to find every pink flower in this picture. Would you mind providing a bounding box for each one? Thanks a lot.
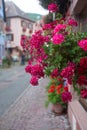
[61,66,74,84]
[53,24,66,34]
[52,34,65,44]
[44,36,50,42]
[78,39,87,51]
[77,57,87,75]
[62,91,72,103]
[48,3,58,12]
[31,64,44,78]
[43,23,55,30]
[30,76,38,86]
[50,68,59,78]
[77,75,87,85]
[81,89,87,98]
[68,18,78,26]
[25,65,32,73]
[79,57,87,68]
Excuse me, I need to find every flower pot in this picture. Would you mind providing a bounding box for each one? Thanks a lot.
[52,103,64,115]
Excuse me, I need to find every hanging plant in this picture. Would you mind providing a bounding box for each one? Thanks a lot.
[29,29,32,34]
[22,27,26,32]
[5,26,11,32]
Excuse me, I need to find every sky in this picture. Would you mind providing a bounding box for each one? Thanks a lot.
[5,0,49,15]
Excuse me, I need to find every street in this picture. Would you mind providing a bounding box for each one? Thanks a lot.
[0,64,30,117]
[0,75,71,130]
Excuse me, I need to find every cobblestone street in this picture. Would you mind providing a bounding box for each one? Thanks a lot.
[0,78,71,130]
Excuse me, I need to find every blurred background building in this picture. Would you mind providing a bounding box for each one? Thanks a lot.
[0,0,6,65]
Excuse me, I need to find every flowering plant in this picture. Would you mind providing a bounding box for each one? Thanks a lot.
[5,26,11,32]
[46,76,72,108]
[48,3,58,12]
[23,6,87,102]
[22,27,26,32]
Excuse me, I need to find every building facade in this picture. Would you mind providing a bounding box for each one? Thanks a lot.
[5,1,35,60]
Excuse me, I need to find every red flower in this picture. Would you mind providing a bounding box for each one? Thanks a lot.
[48,85,55,93]
[64,86,68,91]
[57,77,63,82]
[56,84,63,94]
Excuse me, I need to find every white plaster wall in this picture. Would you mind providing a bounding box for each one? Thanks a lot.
[10,17,33,50]
[11,18,20,46]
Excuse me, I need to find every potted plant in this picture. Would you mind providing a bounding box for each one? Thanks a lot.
[45,76,72,114]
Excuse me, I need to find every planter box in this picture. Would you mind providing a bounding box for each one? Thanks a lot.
[68,84,87,130]
[68,100,87,130]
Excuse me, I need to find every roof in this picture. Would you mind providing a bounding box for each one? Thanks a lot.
[26,13,42,21]
[5,1,34,22]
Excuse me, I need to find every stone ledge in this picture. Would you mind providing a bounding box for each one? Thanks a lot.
[68,100,87,130]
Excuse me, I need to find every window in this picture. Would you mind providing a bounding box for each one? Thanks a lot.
[6,34,13,41]
[21,20,27,27]
[28,23,33,29]
[6,19,11,27]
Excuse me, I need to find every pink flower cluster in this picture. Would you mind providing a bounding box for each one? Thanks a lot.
[30,32,46,49]
[25,64,44,86]
[77,57,87,85]
[78,39,87,51]
[50,68,59,78]
[25,64,32,73]
[77,75,87,85]
[81,89,87,98]
[25,64,44,78]
[61,66,74,84]
[43,23,55,30]
[78,57,87,75]
[52,34,65,44]
[80,57,87,68]
[68,18,78,26]
[62,91,72,103]
[29,31,49,63]
[30,76,38,86]
[53,24,66,34]
[48,3,58,12]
